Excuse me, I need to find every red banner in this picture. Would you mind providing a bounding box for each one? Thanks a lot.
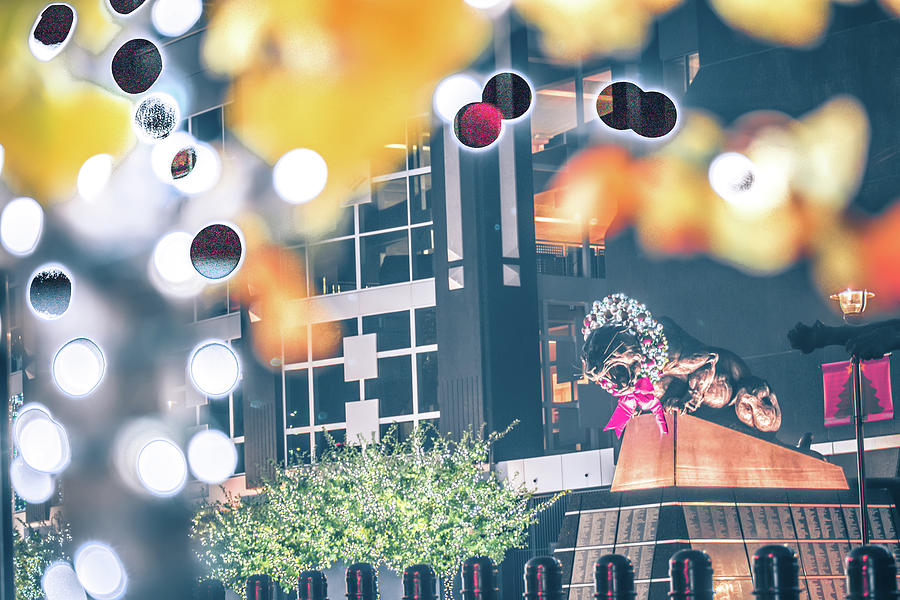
[823,356,892,427]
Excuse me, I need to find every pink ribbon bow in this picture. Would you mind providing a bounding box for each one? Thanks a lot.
[603,376,669,438]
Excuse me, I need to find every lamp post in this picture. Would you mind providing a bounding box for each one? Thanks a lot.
[830,288,875,545]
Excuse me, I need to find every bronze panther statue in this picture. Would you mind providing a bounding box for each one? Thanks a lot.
[582,316,782,435]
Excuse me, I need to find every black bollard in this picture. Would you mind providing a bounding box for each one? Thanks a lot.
[195,578,226,600]
[752,545,801,600]
[403,564,438,600]
[346,563,378,600]
[845,545,899,600]
[524,556,566,600]
[594,554,636,600]
[247,574,275,600]
[668,549,714,600]
[299,570,328,600]
[461,556,500,600]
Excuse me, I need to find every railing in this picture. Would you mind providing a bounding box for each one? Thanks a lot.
[535,241,605,278]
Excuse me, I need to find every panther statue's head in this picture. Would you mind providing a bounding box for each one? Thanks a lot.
[581,326,645,395]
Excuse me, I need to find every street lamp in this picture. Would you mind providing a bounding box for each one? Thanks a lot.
[831,288,874,544]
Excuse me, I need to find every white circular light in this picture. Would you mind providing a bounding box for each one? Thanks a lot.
[52,338,105,398]
[187,429,237,484]
[28,263,74,320]
[42,561,87,600]
[133,93,180,143]
[173,142,220,195]
[465,0,510,11]
[18,415,70,474]
[708,152,760,206]
[273,148,328,204]
[150,131,195,183]
[77,154,113,201]
[189,341,240,397]
[1,197,44,256]
[10,456,55,503]
[433,74,483,123]
[151,0,203,37]
[136,438,187,497]
[74,543,127,600]
[29,3,78,62]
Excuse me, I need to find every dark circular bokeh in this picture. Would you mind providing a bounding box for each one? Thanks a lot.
[596,81,677,138]
[33,4,74,47]
[134,95,177,140]
[190,224,243,280]
[453,102,502,149]
[107,0,147,15]
[482,72,532,120]
[111,38,162,94]
[29,267,72,319]
[171,147,197,180]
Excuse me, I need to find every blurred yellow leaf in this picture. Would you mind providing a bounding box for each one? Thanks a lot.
[708,0,831,46]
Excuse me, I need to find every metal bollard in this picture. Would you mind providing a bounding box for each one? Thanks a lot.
[403,564,438,600]
[594,554,636,600]
[752,545,801,600]
[461,556,500,600]
[299,570,328,600]
[523,556,566,600]
[845,545,899,600]
[346,563,377,600]
[246,574,275,600]
[668,549,714,600]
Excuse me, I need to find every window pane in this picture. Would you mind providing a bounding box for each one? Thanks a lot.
[365,355,412,417]
[415,307,437,346]
[419,418,440,450]
[233,442,245,474]
[309,239,356,295]
[286,433,310,466]
[379,421,414,445]
[203,398,229,434]
[416,352,438,413]
[285,369,310,429]
[407,116,431,170]
[191,107,223,146]
[582,69,612,124]
[409,173,432,224]
[313,364,357,425]
[317,205,355,239]
[311,318,357,360]
[362,311,410,351]
[361,178,408,233]
[232,388,244,438]
[196,284,227,320]
[411,226,434,280]
[282,246,307,299]
[361,230,409,287]
[532,78,577,153]
[315,429,346,459]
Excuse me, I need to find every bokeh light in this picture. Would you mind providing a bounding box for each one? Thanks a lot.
[133,93,180,143]
[433,74,482,123]
[1,197,44,257]
[28,264,73,320]
[708,152,759,207]
[152,0,203,37]
[52,338,105,398]
[482,71,533,121]
[150,231,205,297]
[29,3,77,62]
[77,154,114,201]
[272,148,328,204]
[187,429,237,484]
[172,142,220,195]
[74,542,127,600]
[10,456,55,503]
[453,102,503,149]
[188,340,240,397]
[136,438,188,497]
[107,0,147,15]
[111,38,162,94]
[190,223,244,280]
[16,410,71,474]
[42,561,87,600]
[463,0,511,11]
